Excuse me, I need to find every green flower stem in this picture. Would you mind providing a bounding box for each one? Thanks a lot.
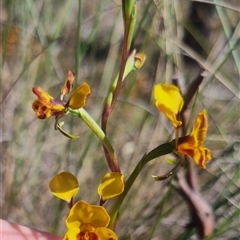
[122,0,135,22]
[101,1,137,174]
[75,0,82,81]
[122,0,136,50]
[108,1,136,116]
[126,4,136,50]
[102,50,136,131]
[101,51,137,170]
[68,108,120,172]
[105,51,136,108]
[109,142,175,229]
[109,155,145,230]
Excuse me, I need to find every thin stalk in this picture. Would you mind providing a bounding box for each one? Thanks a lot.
[110,20,130,113]
[108,154,146,229]
[109,142,175,229]
[68,108,120,172]
[75,0,82,81]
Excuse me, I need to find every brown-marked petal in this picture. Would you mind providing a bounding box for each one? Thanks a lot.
[64,225,118,240]
[32,100,57,119]
[32,87,65,111]
[32,87,53,107]
[61,71,75,96]
[177,110,212,168]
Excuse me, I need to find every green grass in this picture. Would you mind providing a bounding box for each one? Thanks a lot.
[1,0,239,239]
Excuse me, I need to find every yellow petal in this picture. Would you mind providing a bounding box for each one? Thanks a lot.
[191,109,208,146]
[66,200,110,229]
[98,173,124,200]
[49,172,79,202]
[95,227,118,240]
[67,83,91,109]
[63,227,80,240]
[154,84,183,127]
[156,104,182,128]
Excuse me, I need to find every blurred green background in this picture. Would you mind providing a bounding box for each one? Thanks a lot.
[1,0,239,239]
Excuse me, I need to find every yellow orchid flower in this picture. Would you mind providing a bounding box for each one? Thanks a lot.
[176,110,212,168]
[64,200,117,240]
[32,71,91,119]
[154,84,184,128]
[49,172,79,202]
[98,173,124,201]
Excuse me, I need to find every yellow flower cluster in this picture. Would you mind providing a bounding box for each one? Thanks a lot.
[49,172,124,240]
[154,84,211,168]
